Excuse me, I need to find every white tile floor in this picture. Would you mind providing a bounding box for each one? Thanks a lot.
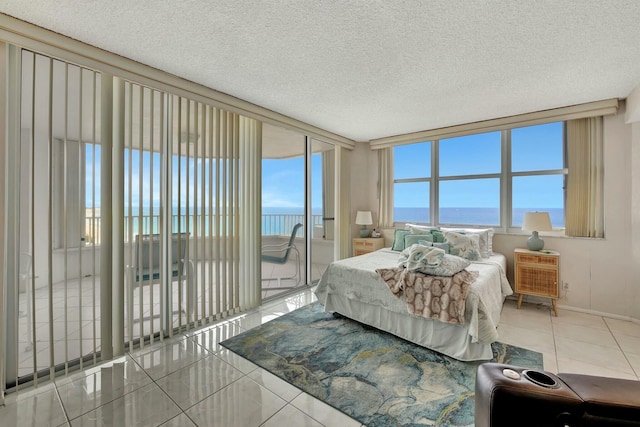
[2,291,639,426]
[498,299,640,381]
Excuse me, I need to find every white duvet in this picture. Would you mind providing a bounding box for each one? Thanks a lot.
[315,248,513,345]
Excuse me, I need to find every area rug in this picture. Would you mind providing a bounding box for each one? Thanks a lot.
[220,302,542,427]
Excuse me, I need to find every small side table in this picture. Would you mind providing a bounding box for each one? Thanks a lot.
[514,248,560,316]
[353,238,384,256]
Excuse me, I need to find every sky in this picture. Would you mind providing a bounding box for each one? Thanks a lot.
[87,122,563,213]
[262,154,323,209]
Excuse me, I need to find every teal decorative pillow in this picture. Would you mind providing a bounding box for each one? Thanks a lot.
[404,233,433,248]
[419,254,470,276]
[432,242,451,253]
[430,230,445,243]
[443,231,481,261]
[391,229,411,251]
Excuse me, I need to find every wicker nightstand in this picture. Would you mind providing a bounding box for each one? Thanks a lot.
[353,238,384,256]
[514,248,560,316]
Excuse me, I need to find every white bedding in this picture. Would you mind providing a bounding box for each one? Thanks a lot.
[314,248,513,361]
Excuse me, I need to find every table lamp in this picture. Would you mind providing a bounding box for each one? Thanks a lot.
[355,210,373,238]
[522,211,552,251]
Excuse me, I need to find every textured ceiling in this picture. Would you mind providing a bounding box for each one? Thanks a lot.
[3,1,640,141]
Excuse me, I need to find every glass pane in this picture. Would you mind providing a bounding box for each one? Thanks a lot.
[85,144,101,245]
[311,151,323,238]
[394,141,430,179]
[512,122,563,172]
[394,182,430,223]
[262,124,307,294]
[439,132,501,176]
[310,138,335,283]
[512,175,564,227]
[439,178,500,225]
[262,156,305,228]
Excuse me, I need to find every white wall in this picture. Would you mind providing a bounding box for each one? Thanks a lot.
[353,104,640,321]
[495,105,637,319]
[348,141,378,244]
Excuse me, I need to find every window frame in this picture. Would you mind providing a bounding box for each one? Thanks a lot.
[392,123,567,232]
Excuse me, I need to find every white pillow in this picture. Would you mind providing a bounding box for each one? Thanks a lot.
[404,223,439,235]
[441,227,494,258]
[443,231,481,261]
[397,244,446,271]
[418,254,470,276]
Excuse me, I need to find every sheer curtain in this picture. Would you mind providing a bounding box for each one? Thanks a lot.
[565,117,604,237]
[377,147,394,228]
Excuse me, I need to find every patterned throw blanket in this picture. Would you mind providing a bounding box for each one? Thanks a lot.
[376,267,479,325]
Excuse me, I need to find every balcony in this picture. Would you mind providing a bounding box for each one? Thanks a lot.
[15,213,332,381]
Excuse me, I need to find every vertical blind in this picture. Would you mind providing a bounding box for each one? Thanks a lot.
[4,50,103,390]
[376,147,394,228]
[122,85,262,348]
[565,117,605,238]
[3,47,262,394]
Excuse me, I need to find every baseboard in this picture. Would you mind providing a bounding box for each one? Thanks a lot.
[505,295,640,325]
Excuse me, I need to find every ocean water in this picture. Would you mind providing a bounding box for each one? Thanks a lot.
[115,206,324,236]
[394,207,565,227]
[110,206,564,237]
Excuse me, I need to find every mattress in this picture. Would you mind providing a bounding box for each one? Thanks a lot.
[314,248,513,361]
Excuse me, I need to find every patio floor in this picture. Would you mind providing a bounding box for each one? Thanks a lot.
[13,259,328,381]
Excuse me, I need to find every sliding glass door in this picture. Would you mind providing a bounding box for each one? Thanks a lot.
[260,125,337,297]
[3,41,345,395]
[261,125,307,297]
[3,46,262,392]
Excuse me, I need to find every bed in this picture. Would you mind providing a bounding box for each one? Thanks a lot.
[314,247,513,361]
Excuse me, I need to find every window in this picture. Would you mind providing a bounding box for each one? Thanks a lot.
[392,122,566,230]
[393,142,430,223]
[511,122,565,228]
[439,132,501,226]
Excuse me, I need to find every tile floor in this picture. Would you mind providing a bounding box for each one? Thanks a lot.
[2,291,639,426]
[498,299,640,381]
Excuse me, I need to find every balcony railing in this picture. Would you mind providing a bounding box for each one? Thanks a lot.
[84,213,326,245]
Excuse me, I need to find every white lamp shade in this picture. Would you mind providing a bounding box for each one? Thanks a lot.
[355,210,373,225]
[522,212,552,232]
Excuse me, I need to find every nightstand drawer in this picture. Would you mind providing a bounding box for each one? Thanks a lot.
[515,252,558,266]
[357,240,377,248]
[516,265,559,297]
[352,238,384,256]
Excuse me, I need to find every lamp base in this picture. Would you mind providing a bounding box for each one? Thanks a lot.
[359,227,370,238]
[527,231,545,251]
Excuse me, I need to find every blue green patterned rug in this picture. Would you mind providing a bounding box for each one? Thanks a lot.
[220,302,542,427]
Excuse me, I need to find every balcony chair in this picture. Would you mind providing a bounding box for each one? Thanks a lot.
[126,233,195,320]
[262,222,303,290]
